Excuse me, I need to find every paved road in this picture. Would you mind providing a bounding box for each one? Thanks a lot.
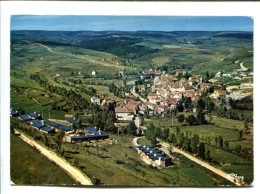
[16,130,93,185]
[159,140,246,186]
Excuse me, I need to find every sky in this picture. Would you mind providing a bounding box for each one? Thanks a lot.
[11,16,253,32]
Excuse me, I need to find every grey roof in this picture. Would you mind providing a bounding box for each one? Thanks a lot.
[44,120,72,132]
[138,145,169,161]
[19,115,31,121]
[41,126,55,133]
[31,119,45,129]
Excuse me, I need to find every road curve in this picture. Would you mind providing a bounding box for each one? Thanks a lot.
[159,140,246,186]
[15,130,93,185]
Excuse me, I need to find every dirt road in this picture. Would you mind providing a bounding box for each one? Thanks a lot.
[16,130,92,185]
[35,43,123,68]
[159,141,246,186]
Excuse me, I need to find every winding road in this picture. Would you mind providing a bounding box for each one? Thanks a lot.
[15,130,93,185]
[35,43,123,68]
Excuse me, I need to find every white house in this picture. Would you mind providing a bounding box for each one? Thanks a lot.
[90,96,101,105]
[115,106,134,121]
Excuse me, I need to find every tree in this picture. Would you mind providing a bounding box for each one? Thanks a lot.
[198,142,206,160]
[191,134,200,154]
[217,136,223,148]
[196,98,205,113]
[151,135,157,146]
[234,145,242,155]
[238,130,243,141]
[205,150,211,161]
[140,116,145,126]
[177,114,185,124]
[224,140,229,150]
[183,137,192,152]
[176,102,184,112]
[186,115,198,126]
[196,111,207,124]
[170,133,177,144]
[244,119,249,133]
[127,121,137,135]
[175,126,181,135]
[177,132,184,147]
[162,128,170,140]
[55,131,65,151]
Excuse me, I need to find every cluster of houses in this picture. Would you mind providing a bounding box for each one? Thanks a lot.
[143,71,208,114]
[135,145,173,167]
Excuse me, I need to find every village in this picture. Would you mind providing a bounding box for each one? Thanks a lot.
[11,61,253,170]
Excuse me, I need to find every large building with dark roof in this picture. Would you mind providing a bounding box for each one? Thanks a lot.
[67,126,109,143]
[136,145,173,167]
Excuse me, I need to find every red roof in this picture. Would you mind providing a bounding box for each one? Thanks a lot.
[115,106,130,113]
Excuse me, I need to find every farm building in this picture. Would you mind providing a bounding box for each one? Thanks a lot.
[65,117,78,125]
[27,112,41,120]
[67,126,109,143]
[10,109,19,117]
[19,115,31,121]
[30,119,45,129]
[136,145,173,167]
[29,119,55,134]
[68,134,109,143]
[40,126,55,134]
[44,120,73,133]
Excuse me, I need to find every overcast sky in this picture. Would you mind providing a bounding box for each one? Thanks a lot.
[11,16,253,31]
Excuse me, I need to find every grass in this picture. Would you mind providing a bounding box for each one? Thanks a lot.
[10,133,77,185]
[87,85,123,100]
[137,137,151,146]
[205,144,253,184]
[60,133,232,186]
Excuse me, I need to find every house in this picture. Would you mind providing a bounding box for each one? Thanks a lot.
[126,99,139,115]
[137,85,146,92]
[143,69,161,75]
[92,70,96,77]
[147,93,161,104]
[176,71,183,77]
[156,105,168,114]
[166,98,178,109]
[199,82,212,90]
[211,89,227,99]
[189,75,202,85]
[91,96,101,105]
[115,106,134,121]
[101,98,116,106]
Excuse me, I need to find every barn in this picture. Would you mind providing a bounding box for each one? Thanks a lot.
[137,145,173,167]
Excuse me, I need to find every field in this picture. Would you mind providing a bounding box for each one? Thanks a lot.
[147,114,253,184]
[59,133,232,186]
[10,134,77,185]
